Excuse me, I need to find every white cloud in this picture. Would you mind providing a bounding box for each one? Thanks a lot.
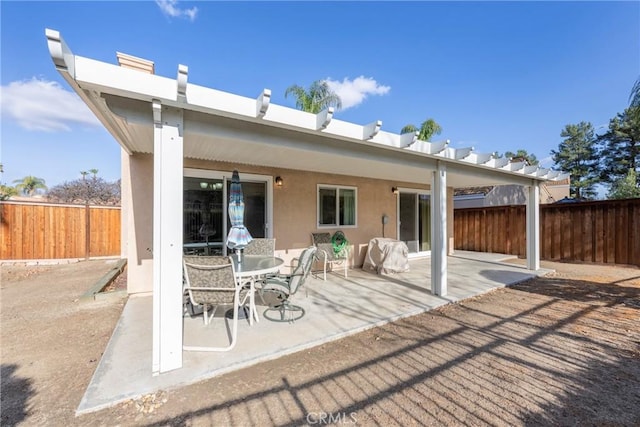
[325,76,390,110]
[156,0,198,21]
[1,78,101,132]
[539,155,554,168]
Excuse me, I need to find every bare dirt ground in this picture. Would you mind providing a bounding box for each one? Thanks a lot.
[2,259,639,426]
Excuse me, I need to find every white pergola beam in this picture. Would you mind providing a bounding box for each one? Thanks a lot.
[152,101,184,374]
[504,161,525,172]
[177,65,188,103]
[535,168,550,178]
[410,139,448,155]
[46,29,75,76]
[454,146,474,160]
[363,120,382,140]
[431,161,447,296]
[316,107,334,130]
[256,89,271,118]
[462,151,493,165]
[399,131,418,148]
[526,181,540,271]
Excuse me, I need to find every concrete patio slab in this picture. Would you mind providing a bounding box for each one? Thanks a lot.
[77,251,552,414]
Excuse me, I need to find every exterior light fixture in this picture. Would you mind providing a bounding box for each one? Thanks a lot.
[200,182,208,189]
[275,176,283,187]
[392,187,399,194]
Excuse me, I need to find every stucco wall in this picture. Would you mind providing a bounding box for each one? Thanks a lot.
[125,157,451,294]
[544,184,570,203]
[123,153,154,294]
[485,185,527,206]
[186,160,428,266]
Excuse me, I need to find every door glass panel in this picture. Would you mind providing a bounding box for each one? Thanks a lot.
[399,193,418,253]
[419,194,431,251]
[399,191,430,254]
[183,178,224,255]
[226,180,266,239]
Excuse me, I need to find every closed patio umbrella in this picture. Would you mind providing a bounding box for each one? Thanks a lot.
[226,170,252,257]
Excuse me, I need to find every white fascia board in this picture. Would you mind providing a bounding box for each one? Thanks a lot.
[75,57,176,102]
[462,152,493,165]
[454,194,486,201]
[444,159,550,186]
[66,48,565,186]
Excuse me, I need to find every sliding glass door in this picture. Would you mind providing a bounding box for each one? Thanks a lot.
[398,190,431,256]
[183,170,271,255]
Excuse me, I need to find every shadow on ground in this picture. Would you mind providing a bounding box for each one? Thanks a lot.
[112,272,640,426]
[1,364,34,425]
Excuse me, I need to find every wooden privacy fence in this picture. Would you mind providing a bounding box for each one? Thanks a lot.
[454,199,640,266]
[0,201,121,260]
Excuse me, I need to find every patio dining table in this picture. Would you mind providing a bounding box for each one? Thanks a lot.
[232,255,284,325]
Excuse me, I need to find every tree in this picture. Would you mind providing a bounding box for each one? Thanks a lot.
[401,118,442,141]
[46,176,120,205]
[0,184,17,201]
[12,176,47,196]
[630,76,640,109]
[598,108,640,186]
[497,149,539,166]
[551,122,600,199]
[608,169,640,199]
[89,168,99,178]
[285,80,342,114]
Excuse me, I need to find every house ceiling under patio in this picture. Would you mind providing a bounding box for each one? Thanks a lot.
[46,29,568,189]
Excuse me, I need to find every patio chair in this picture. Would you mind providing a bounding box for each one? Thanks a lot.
[262,246,317,322]
[242,238,276,303]
[311,231,349,280]
[243,238,275,256]
[182,256,249,351]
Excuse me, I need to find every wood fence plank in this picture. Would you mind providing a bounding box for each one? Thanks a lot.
[33,205,45,259]
[594,205,603,263]
[573,207,582,261]
[45,206,54,258]
[583,207,592,262]
[606,206,616,263]
[517,207,526,257]
[616,202,628,265]
[0,204,11,259]
[455,200,639,267]
[632,201,640,265]
[0,203,115,259]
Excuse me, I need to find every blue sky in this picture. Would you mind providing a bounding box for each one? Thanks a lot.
[1,1,639,190]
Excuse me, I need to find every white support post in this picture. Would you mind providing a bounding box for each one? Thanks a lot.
[431,161,448,296]
[526,181,540,271]
[152,101,184,375]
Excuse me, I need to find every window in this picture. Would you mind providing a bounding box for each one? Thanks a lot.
[317,185,357,227]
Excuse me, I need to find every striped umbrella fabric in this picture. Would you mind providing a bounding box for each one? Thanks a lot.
[226,170,253,250]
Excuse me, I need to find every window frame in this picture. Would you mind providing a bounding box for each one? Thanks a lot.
[316,184,358,228]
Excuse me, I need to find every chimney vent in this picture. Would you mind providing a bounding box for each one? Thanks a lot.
[116,52,155,74]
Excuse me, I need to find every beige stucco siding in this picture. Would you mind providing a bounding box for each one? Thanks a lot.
[123,153,154,294]
[125,156,450,294]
